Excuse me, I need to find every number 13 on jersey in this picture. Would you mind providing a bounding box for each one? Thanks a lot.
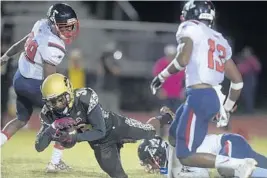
[207,39,226,73]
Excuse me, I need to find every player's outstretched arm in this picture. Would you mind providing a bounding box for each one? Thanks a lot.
[35,123,53,152]
[150,37,193,95]
[76,104,106,142]
[0,34,29,66]
[224,59,243,112]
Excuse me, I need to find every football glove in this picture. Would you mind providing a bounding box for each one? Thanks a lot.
[52,117,77,130]
[150,74,165,95]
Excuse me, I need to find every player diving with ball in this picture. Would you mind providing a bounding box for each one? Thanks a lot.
[35,73,173,178]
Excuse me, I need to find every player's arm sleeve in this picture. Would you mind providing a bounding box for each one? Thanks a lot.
[39,45,65,77]
[76,90,106,142]
[35,110,56,152]
[35,121,53,152]
[39,44,65,66]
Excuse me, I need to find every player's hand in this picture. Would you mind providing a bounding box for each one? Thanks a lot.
[216,105,237,128]
[52,117,77,130]
[0,58,8,66]
[58,128,78,148]
[0,55,9,66]
[54,129,75,142]
[216,112,230,128]
[150,74,165,95]
[44,125,60,140]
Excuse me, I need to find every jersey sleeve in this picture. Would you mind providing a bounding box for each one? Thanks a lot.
[35,107,52,152]
[78,88,99,115]
[176,21,202,44]
[38,42,65,66]
[76,88,106,142]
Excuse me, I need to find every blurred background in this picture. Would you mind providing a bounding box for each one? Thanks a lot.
[1,1,267,139]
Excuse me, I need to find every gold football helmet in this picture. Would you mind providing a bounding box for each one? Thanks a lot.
[41,73,74,115]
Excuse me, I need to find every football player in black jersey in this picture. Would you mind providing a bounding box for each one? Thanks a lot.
[35,73,172,178]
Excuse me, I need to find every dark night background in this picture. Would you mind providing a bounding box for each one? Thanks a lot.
[130,1,267,108]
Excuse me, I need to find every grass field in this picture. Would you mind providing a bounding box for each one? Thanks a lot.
[1,130,267,178]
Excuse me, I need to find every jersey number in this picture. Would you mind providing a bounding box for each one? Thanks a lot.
[207,39,226,73]
[25,32,38,63]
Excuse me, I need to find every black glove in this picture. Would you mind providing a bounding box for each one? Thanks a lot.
[59,129,77,149]
[43,125,70,142]
[44,125,58,141]
[150,74,165,95]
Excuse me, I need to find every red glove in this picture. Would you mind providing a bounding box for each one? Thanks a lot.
[52,117,77,130]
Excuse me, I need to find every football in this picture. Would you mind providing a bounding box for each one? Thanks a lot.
[60,126,78,149]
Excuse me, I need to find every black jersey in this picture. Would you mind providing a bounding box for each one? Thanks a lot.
[36,87,114,150]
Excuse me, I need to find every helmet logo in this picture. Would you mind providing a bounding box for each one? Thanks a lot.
[49,9,59,23]
[187,0,196,10]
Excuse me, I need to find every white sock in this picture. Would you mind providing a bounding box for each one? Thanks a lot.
[51,145,63,165]
[0,132,8,147]
[251,167,267,178]
[215,155,244,169]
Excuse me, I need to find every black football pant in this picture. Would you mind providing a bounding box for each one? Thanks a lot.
[92,113,156,178]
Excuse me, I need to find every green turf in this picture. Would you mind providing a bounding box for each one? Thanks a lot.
[1,130,267,178]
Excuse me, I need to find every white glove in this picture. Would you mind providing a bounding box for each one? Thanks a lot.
[212,85,230,128]
[216,110,230,128]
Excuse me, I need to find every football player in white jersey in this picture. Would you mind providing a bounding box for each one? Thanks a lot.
[150,1,257,178]
[138,134,267,178]
[0,3,79,172]
[167,106,267,178]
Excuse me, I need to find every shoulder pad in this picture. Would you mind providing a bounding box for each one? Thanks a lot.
[176,21,201,42]
[75,88,99,114]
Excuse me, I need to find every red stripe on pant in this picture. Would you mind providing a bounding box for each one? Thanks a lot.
[185,110,194,149]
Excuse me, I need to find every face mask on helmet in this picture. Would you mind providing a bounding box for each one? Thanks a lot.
[44,92,71,115]
[55,18,80,44]
[138,138,168,174]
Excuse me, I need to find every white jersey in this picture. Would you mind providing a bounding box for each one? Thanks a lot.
[18,19,65,80]
[176,20,232,87]
[196,134,223,155]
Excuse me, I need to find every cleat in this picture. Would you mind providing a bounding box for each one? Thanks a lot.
[46,160,72,173]
[235,158,257,178]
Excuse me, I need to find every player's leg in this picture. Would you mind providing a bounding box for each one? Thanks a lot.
[176,88,256,178]
[217,134,267,177]
[175,88,220,167]
[93,143,128,178]
[1,71,37,145]
[168,104,184,146]
[220,133,267,169]
[1,94,33,146]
